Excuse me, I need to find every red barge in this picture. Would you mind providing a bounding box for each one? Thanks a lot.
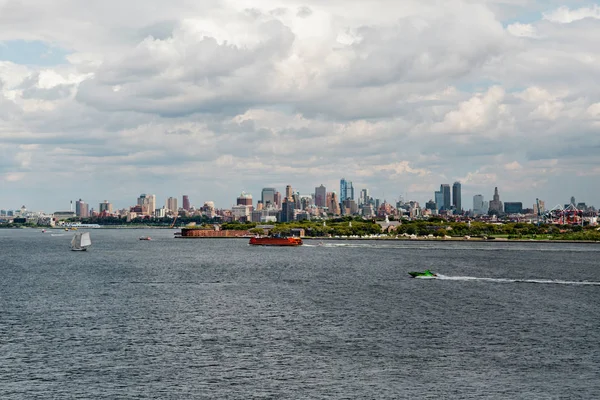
[249,237,303,246]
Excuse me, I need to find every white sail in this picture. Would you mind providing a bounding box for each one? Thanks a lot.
[71,233,78,249]
[80,232,91,248]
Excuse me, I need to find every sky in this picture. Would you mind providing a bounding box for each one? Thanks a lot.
[1,0,600,212]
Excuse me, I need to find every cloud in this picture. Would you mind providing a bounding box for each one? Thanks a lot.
[543,5,600,24]
[0,0,599,211]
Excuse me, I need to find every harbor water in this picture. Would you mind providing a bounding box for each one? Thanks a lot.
[1,229,599,399]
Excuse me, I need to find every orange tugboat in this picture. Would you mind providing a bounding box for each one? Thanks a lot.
[249,236,303,246]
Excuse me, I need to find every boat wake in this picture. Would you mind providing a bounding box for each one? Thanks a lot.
[435,274,600,286]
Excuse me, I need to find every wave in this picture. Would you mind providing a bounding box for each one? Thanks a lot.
[434,274,600,286]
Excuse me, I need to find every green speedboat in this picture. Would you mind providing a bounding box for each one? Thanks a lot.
[408,269,437,278]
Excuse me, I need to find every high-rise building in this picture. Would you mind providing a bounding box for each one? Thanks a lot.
[261,188,276,208]
[285,185,293,200]
[359,189,370,206]
[75,199,89,218]
[182,195,190,211]
[441,184,451,211]
[473,195,484,215]
[488,187,503,214]
[434,190,443,210]
[326,192,341,215]
[274,192,282,208]
[237,192,253,207]
[340,178,354,202]
[166,197,178,213]
[137,194,156,216]
[452,182,462,212]
[280,198,295,222]
[315,185,327,207]
[99,200,112,215]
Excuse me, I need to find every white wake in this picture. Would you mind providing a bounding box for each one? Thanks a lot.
[435,274,600,286]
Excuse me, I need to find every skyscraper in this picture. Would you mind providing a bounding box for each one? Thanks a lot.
[261,188,276,208]
[441,184,451,211]
[340,178,354,202]
[488,187,503,214]
[99,200,112,214]
[280,198,295,222]
[237,192,253,206]
[182,195,190,211]
[285,185,293,200]
[434,190,443,210]
[166,197,178,213]
[359,189,370,206]
[473,194,484,215]
[452,181,462,212]
[76,199,89,218]
[315,184,327,207]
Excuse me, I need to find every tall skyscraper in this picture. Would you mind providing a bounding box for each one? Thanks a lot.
[359,189,370,206]
[261,188,276,208]
[182,195,190,210]
[285,185,293,200]
[488,187,503,214]
[76,199,89,218]
[434,190,443,210]
[452,181,462,212]
[315,184,327,207]
[274,192,282,208]
[280,198,295,222]
[340,178,354,202]
[473,194,484,215]
[166,197,178,213]
[441,184,451,211]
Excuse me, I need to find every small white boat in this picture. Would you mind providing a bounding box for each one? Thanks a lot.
[71,232,91,251]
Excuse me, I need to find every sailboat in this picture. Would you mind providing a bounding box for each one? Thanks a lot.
[71,232,91,251]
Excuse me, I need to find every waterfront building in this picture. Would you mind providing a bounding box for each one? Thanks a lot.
[315,185,327,207]
[452,182,462,212]
[261,188,276,208]
[182,195,190,211]
[340,178,354,202]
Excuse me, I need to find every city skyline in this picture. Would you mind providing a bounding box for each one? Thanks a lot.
[1,1,599,211]
[0,179,594,215]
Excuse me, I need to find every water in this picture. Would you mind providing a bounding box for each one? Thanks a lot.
[1,229,599,399]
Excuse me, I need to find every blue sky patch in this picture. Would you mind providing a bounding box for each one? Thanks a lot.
[0,40,70,66]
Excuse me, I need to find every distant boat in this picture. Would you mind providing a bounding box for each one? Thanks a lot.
[71,232,91,251]
[249,236,303,246]
[408,269,437,278]
[139,236,152,241]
